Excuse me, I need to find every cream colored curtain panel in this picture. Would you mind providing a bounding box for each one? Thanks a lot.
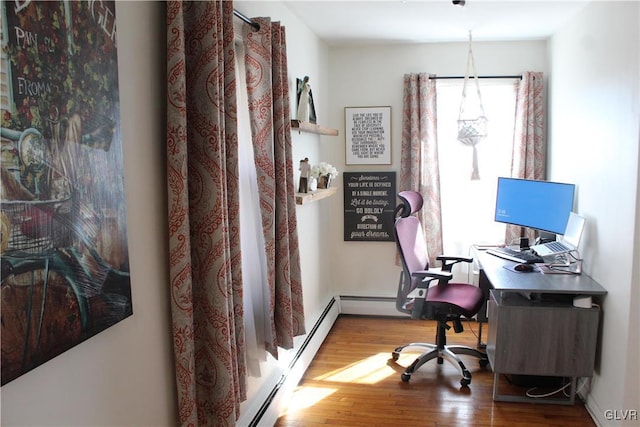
[166,2,246,425]
[400,73,443,265]
[506,72,545,244]
[243,17,305,359]
[166,3,305,425]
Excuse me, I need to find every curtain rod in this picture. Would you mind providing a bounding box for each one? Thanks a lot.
[233,9,260,31]
[432,75,522,80]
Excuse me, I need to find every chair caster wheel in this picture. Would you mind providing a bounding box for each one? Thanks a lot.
[401,373,411,382]
[460,377,471,387]
[479,358,489,368]
[392,351,400,361]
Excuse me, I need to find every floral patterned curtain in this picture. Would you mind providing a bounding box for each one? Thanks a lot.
[505,72,545,244]
[243,18,305,358]
[166,2,246,425]
[400,73,443,266]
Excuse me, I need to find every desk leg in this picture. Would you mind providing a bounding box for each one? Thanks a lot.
[493,372,500,401]
[477,268,491,349]
[568,377,577,405]
[477,320,485,349]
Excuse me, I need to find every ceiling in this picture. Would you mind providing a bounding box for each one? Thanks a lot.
[282,1,590,45]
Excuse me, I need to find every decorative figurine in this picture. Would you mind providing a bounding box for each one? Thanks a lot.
[298,157,311,193]
[296,76,317,124]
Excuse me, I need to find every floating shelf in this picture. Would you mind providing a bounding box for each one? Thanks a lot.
[295,187,337,205]
[291,120,339,136]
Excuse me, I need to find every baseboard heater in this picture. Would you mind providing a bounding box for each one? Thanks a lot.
[243,295,400,426]
[246,297,338,426]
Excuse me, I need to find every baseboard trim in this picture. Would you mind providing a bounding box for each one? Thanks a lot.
[584,392,606,427]
[243,297,339,427]
[338,295,399,317]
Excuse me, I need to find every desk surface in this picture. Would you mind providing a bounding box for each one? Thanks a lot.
[477,250,607,296]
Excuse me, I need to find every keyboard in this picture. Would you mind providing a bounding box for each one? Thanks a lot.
[486,247,544,264]
[544,241,571,253]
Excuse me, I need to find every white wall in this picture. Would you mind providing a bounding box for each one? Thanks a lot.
[1,2,176,425]
[548,1,640,425]
[326,41,548,297]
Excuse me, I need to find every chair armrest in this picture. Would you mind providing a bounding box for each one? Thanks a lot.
[410,269,454,292]
[407,270,454,319]
[412,269,454,282]
[436,255,473,272]
[437,255,473,263]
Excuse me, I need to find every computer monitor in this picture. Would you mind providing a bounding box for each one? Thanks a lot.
[494,177,575,235]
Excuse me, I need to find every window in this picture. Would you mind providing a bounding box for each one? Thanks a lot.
[436,80,518,255]
[235,37,269,376]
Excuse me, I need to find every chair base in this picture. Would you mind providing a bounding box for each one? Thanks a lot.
[392,342,489,387]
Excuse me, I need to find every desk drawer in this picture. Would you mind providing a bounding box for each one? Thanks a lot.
[487,290,600,378]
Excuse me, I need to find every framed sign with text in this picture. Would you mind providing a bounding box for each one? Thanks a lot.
[343,172,396,242]
[345,106,391,165]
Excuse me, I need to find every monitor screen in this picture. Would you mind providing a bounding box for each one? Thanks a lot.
[494,177,575,235]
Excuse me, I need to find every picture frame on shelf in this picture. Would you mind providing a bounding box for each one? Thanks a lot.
[345,106,391,165]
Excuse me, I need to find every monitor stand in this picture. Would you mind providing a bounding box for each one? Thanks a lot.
[519,237,530,250]
[536,230,556,245]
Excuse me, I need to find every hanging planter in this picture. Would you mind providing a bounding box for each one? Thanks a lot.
[457,31,487,180]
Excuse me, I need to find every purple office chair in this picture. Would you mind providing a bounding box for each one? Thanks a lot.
[391,191,488,387]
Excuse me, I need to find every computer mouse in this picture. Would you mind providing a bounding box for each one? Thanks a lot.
[514,263,535,272]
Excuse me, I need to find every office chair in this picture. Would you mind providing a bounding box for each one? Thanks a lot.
[392,191,488,387]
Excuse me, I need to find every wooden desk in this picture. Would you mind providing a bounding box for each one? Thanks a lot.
[477,249,608,296]
[474,248,607,404]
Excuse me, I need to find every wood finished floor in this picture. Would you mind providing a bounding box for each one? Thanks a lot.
[275,315,596,427]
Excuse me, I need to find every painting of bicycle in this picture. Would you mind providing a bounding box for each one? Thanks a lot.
[0,0,131,385]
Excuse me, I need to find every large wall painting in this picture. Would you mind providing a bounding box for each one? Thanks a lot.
[0,0,131,385]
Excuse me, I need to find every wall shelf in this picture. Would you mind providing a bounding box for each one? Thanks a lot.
[295,187,337,205]
[291,120,339,136]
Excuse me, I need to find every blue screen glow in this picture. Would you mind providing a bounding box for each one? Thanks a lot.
[494,177,575,235]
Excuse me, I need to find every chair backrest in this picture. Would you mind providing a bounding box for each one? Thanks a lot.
[394,191,430,314]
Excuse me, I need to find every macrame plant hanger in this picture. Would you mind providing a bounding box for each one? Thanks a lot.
[457,30,487,180]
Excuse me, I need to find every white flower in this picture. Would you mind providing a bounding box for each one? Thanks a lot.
[311,161,339,179]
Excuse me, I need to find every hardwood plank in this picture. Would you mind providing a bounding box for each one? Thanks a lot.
[275,315,596,427]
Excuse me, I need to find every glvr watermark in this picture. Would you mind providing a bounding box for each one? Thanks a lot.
[604,409,638,421]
